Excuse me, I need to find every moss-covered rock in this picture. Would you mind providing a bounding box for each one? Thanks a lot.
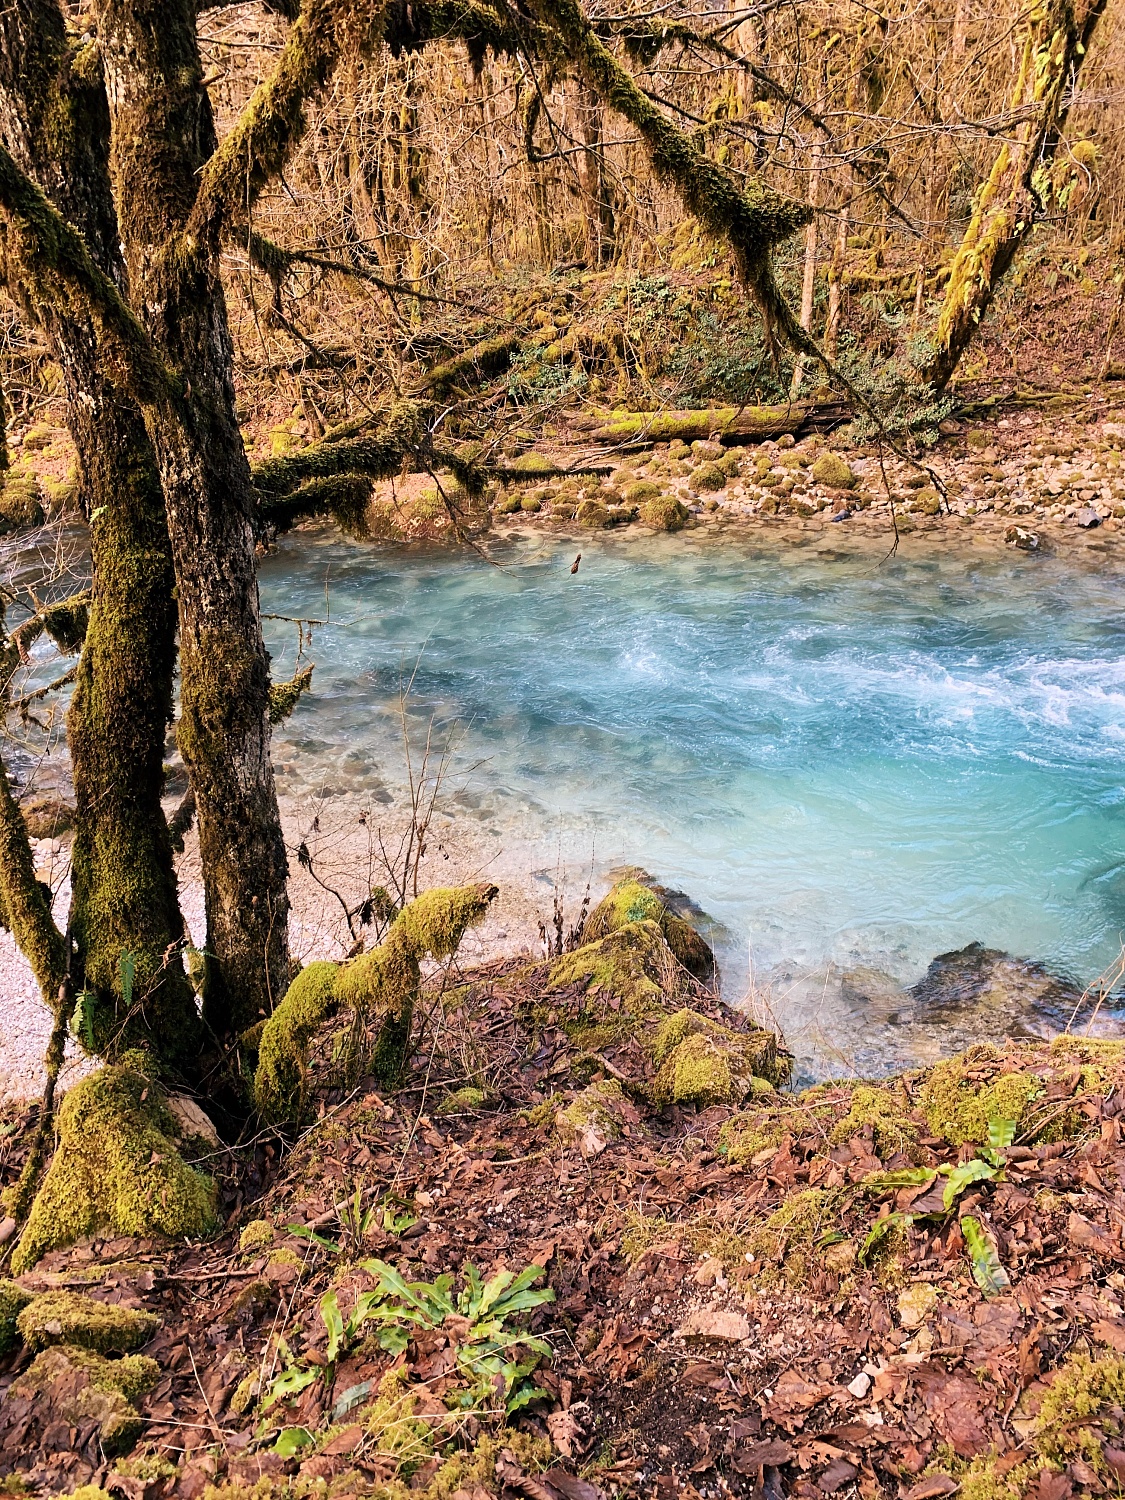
[255,884,497,1122]
[583,877,714,981]
[811,452,857,489]
[520,494,542,513]
[640,495,690,531]
[917,1045,1042,1147]
[17,1291,160,1353]
[624,480,662,503]
[688,462,727,493]
[14,1061,217,1272]
[548,920,672,1027]
[7,1344,159,1456]
[20,795,75,839]
[828,1083,919,1160]
[0,469,44,533]
[557,1078,628,1156]
[650,1008,785,1104]
[0,1279,33,1355]
[238,1217,276,1253]
[576,498,610,528]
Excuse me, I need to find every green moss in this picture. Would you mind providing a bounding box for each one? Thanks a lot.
[718,1105,788,1164]
[520,494,541,513]
[255,886,497,1122]
[811,452,857,489]
[1034,1352,1125,1468]
[576,498,609,527]
[0,470,44,533]
[640,494,690,531]
[650,1009,784,1104]
[583,877,714,980]
[829,1083,919,1159]
[509,452,554,476]
[13,1061,217,1271]
[624,480,662,502]
[548,920,669,1021]
[252,960,339,1122]
[497,492,521,514]
[9,1344,159,1455]
[918,1047,1042,1146]
[0,1279,33,1355]
[435,1085,488,1115]
[558,1078,626,1149]
[268,663,313,724]
[17,1291,160,1353]
[749,1187,842,1286]
[238,1217,275,1253]
[688,462,726,493]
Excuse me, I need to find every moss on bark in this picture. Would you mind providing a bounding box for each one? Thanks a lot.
[254,883,497,1122]
[13,1059,217,1272]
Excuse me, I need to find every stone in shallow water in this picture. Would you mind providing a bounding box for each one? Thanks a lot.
[909,941,1088,1038]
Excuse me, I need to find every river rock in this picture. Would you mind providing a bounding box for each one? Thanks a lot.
[1005,525,1040,550]
[811,452,857,490]
[908,941,1092,1040]
[1076,506,1101,528]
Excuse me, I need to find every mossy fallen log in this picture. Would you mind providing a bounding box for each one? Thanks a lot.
[580,401,849,447]
[418,333,521,395]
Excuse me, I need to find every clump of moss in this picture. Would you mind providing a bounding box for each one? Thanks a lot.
[749,1188,842,1286]
[548,919,672,1023]
[20,795,74,840]
[17,1291,160,1353]
[624,480,662,503]
[688,462,727,493]
[14,1061,217,1272]
[0,1280,33,1355]
[255,885,497,1122]
[9,1344,160,1455]
[650,1007,786,1103]
[719,1105,788,1164]
[811,452,856,489]
[253,960,338,1122]
[435,1085,489,1115]
[582,877,714,981]
[576,498,609,528]
[640,495,690,531]
[918,1046,1042,1147]
[0,470,44,533]
[829,1083,920,1160]
[557,1078,627,1155]
[238,1218,275,1253]
[268,663,314,724]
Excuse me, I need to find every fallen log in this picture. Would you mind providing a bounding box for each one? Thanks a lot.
[577,400,850,447]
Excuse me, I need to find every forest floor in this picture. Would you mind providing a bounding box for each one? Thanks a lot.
[1,903,1125,1500]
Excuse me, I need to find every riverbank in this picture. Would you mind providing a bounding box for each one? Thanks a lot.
[2,896,1125,1500]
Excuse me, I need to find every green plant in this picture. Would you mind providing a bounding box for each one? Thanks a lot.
[323,1260,554,1414]
[860,1118,1016,1278]
[288,1190,417,1259]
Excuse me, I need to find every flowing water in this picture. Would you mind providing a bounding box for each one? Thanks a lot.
[255,523,1125,1075]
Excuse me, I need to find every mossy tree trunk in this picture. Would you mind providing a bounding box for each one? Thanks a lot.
[920,0,1107,390]
[96,0,292,1036]
[0,0,196,1065]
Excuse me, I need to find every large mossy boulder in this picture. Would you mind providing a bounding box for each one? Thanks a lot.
[0,1279,33,1355]
[582,877,715,982]
[13,1059,218,1272]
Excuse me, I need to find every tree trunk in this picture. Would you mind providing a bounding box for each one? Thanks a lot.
[921,0,1107,389]
[0,0,196,1066]
[97,0,291,1036]
[575,79,614,267]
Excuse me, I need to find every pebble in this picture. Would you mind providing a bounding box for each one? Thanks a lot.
[847,1372,872,1398]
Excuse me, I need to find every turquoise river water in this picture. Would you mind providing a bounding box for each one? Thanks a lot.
[259,524,1125,1072]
